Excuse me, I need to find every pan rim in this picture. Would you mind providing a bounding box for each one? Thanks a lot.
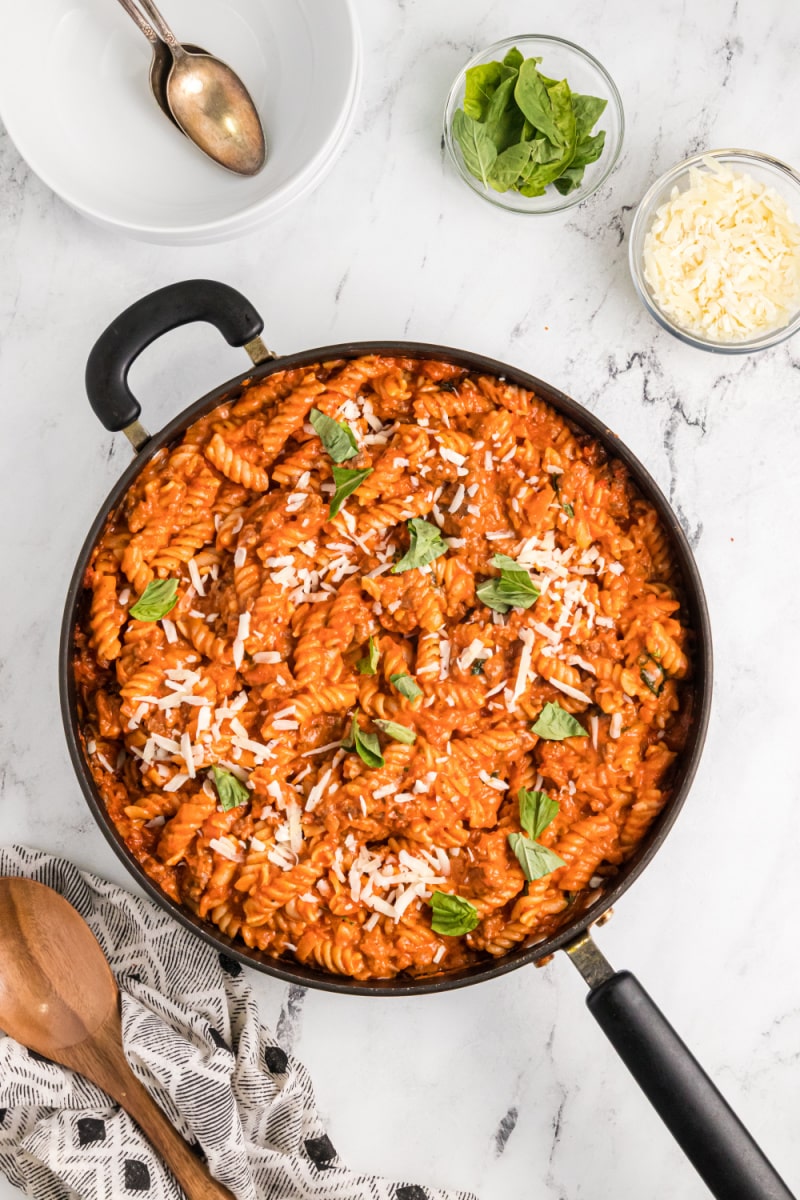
[59,340,713,996]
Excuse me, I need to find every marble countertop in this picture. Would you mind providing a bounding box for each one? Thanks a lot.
[2,0,800,1196]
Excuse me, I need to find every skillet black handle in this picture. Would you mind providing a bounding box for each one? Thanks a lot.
[85,279,264,433]
[587,969,795,1199]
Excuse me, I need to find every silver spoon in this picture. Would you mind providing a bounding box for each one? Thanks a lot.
[133,0,266,176]
[115,0,207,133]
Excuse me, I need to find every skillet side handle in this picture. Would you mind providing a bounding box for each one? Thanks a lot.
[85,279,274,450]
[567,935,795,1200]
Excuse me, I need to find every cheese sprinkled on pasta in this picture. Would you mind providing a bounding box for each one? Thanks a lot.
[74,356,694,981]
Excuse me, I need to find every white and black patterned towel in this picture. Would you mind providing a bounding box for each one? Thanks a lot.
[0,846,477,1200]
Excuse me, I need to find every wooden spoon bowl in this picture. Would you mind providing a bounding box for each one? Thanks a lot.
[0,877,233,1200]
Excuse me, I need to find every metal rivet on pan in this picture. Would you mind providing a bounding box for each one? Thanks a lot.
[594,907,615,928]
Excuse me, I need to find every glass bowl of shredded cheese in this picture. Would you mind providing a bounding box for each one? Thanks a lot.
[629,149,800,352]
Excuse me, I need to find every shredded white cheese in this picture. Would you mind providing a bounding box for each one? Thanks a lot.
[550,677,593,705]
[232,612,250,669]
[188,558,205,596]
[643,158,800,342]
[509,629,536,710]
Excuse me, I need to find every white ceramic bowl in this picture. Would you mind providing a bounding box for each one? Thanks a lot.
[0,0,360,244]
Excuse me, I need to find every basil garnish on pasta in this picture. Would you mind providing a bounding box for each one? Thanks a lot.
[309,408,359,463]
[508,787,565,882]
[129,578,178,621]
[639,654,666,696]
[518,788,559,839]
[210,765,250,811]
[392,518,449,574]
[343,712,385,769]
[471,659,486,675]
[532,701,587,740]
[357,636,380,675]
[429,892,479,936]
[374,719,417,745]
[476,554,540,613]
[329,466,373,519]
[390,673,422,700]
[508,834,565,882]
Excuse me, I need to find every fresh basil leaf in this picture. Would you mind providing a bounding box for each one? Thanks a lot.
[570,129,606,169]
[508,832,566,882]
[562,501,575,517]
[329,465,373,519]
[553,169,585,196]
[347,712,384,768]
[485,71,518,124]
[471,659,486,675]
[374,719,417,745]
[476,578,540,612]
[516,77,577,195]
[639,654,666,696]
[502,46,525,71]
[518,155,572,196]
[546,79,577,154]
[390,673,422,701]
[517,134,574,195]
[309,408,358,463]
[514,59,562,145]
[532,701,587,740]
[518,788,559,840]
[476,553,540,613]
[356,636,379,676]
[210,765,250,811]
[429,891,479,936]
[491,552,528,576]
[452,108,498,188]
[572,93,607,139]
[463,61,504,120]
[488,140,535,192]
[486,106,527,155]
[129,578,178,622]
[392,517,449,574]
[482,72,526,154]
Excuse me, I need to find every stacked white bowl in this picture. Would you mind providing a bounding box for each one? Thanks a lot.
[0,0,361,244]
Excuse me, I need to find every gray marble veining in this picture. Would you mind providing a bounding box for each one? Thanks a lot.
[2,0,800,1197]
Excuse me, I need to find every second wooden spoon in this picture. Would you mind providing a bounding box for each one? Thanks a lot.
[0,876,234,1200]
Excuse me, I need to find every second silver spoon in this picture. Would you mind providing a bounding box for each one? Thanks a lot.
[115,0,206,133]
[135,0,266,176]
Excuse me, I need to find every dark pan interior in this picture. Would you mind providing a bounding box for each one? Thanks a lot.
[60,342,713,996]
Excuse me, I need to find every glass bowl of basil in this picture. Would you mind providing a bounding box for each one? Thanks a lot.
[444,35,624,213]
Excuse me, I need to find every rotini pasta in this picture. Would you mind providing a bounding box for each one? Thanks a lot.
[72,356,694,980]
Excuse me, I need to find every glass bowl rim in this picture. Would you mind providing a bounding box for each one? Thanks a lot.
[442,33,625,215]
[628,147,800,353]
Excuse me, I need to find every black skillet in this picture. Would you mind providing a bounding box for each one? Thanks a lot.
[59,279,794,1200]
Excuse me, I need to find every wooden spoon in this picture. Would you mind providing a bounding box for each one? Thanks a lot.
[0,877,234,1200]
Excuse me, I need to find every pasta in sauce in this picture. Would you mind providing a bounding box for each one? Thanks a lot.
[73,356,694,980]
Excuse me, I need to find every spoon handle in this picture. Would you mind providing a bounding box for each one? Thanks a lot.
[114,0,158,45]
[135,0,184,54]
[67,1011,235,1200]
